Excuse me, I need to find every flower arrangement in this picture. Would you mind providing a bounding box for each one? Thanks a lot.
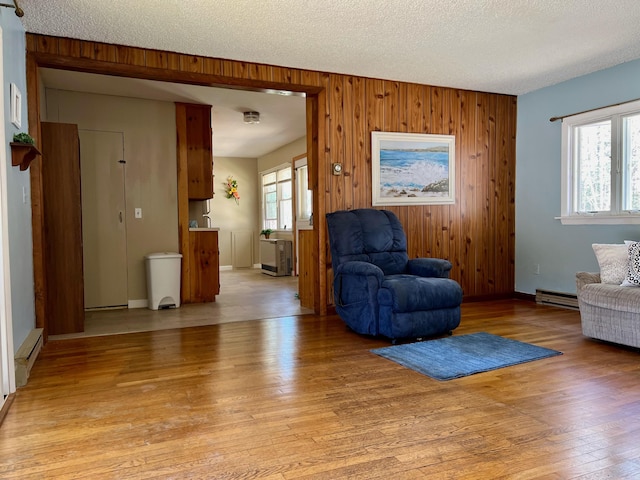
[225,176,240,205]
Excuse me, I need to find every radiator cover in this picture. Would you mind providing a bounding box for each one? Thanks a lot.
[260,239,292,276]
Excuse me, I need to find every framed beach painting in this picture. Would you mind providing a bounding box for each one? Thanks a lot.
[371,131,455,206]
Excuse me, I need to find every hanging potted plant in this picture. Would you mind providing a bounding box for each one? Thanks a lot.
[10,132,40,171]
[260,229,273,239]
[12,132,35,145]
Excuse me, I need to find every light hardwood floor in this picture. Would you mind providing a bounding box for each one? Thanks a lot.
[50,268,314,340]
[2,300,640,479]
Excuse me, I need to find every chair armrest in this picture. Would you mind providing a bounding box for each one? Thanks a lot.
[576,271,601,294]
[333,261,384,308]
[407,258,452,278]
[336,261,385,280]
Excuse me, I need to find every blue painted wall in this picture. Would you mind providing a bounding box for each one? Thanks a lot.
[1,11,34,352]
[516,59,640,295]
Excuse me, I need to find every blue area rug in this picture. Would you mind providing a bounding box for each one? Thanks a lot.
[371,332,562,381]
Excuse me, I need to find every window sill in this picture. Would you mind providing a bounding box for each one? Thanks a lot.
[556,215,640,225]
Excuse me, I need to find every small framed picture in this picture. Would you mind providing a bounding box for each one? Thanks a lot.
[10,83,21,128]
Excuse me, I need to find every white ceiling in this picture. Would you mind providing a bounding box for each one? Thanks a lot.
[16,0,640,154]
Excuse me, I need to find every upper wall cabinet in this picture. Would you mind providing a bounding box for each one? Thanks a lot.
[176,103,213,200]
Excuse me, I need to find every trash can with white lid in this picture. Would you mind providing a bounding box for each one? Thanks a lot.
[145,252,182,310]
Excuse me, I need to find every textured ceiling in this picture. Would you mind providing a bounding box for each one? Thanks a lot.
[17,0,640,95]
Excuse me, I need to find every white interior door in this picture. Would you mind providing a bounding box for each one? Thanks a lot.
[0,25,15,404]
[80,130,128,309]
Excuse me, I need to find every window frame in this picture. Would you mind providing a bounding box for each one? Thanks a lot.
[560,99,640,225]
[260,163,293,231]
[294,156,312,227]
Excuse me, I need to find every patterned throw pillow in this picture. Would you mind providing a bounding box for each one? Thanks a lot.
[592,243,628,285]
[622,241,640,287]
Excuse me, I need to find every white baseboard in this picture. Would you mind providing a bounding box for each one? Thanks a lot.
[128,299,148,309]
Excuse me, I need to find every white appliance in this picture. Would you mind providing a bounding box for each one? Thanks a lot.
[260,239,292,276]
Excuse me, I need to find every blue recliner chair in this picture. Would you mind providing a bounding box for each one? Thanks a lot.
[326,208,463,342]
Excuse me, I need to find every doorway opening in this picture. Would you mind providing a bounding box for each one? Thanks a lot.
[37,67,315,337]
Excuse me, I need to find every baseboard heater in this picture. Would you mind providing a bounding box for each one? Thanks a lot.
[535,289,579,310]
[15,328,44,387]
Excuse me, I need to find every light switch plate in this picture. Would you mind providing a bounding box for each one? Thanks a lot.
[134,208,142,219]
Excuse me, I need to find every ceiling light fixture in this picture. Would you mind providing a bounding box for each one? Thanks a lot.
[243,111,260,124]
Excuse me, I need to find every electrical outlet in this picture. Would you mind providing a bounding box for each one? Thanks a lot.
[533,264,540,275]
[135,208,142,219]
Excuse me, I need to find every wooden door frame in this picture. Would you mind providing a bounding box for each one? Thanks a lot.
[26,45,327,340]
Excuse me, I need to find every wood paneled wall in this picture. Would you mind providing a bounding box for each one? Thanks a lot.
[25,34,515,330]
[324,79,516,299]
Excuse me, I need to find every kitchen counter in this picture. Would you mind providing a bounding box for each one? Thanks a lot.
[189,227,220,232]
